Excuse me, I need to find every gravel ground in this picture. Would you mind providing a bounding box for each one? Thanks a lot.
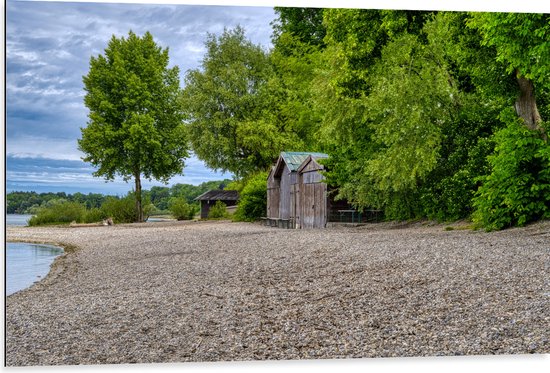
[5,220,550,366]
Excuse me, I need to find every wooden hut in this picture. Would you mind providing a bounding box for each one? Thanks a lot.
[266,151,328,228]
[296,155,327,228]
[194,190,239,219]
[296,155,353,228]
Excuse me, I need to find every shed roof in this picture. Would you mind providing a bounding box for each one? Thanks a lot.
[280,151,328,172]
[297,154,326,173]
[194,190,239,201]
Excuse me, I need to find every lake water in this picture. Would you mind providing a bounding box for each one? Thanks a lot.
[6,214,33,226]
[6,214,173,226]
[6,242,64,296]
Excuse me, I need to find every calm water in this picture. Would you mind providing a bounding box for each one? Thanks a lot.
[6,214,33,226]
[6,242,64,296]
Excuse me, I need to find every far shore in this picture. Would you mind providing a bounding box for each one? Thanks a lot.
[5,220,550,366]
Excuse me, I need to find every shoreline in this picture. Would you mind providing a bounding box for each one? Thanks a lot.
[6,220,550,365]
[6,242,66,297]
[6,239,77,297]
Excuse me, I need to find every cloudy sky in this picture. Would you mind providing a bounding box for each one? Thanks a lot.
[6,0,277,194]
[5,0,548,195]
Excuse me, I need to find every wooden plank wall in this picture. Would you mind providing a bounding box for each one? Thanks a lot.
[267,187,280,218]
[294,185,301,228]
[299,172,328,229]
[267,170,280,219]
[279,164,291,219]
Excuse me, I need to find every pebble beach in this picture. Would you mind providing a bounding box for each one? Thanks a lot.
[5,220,550,366]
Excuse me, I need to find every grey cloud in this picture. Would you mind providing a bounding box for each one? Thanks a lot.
[6,0,272,192]
[6,155,232,195]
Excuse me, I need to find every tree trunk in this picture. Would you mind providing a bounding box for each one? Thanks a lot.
[134,172,143,222]
[515,71,542,132]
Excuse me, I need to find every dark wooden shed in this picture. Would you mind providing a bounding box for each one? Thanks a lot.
[194,190,239,219]
[266,151,328,228]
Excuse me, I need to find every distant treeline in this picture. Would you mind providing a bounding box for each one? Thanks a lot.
[6,179,232,214]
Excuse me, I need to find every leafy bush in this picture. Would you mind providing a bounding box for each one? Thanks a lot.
[419,138,494,222]
[168,198,198,220]
[143,203,157,221]
[208,200,229,219]
[100,196,136,224]
[473,119,550,231]
[28,201,86,226]
[233,171,267,222]
[83,207,107,223]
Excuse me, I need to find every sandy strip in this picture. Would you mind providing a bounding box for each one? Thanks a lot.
[5,220,550,366]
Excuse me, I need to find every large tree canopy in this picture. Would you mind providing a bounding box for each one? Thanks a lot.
[182,26,301,177]
[468,13,550,131]
[271,7,326,49]
[79,31,188,222]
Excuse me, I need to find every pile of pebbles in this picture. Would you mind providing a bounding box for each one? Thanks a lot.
[6,220,549,366]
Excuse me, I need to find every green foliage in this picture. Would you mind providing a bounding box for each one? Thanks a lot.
[100,195,136,224]
[80,31,188,222]
[224,179,245,193]
[233,171,268,222]
[473,117,550,231]
[169,179,233,204]
[28,201,87,226]
[322,9,431,96]
[83,208,107,223]
[316,11,465,217]
[182,26,299,177]
[272,7,326,48]
[268,33,324,152]
[207,200,229,219]
[313,11,532,224]
[363,32,456,192]
[7,191,109,214]
[149,186,171,211]
[168,198,198,220]
[467,13,550,86]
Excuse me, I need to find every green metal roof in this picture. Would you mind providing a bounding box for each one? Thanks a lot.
[281,151,328,172]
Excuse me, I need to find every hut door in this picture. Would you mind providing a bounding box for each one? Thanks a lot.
[301,182,327,228]
[315,183,327,228]
[267,187,280,218]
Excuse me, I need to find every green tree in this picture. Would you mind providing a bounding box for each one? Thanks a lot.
[314,9,437,214]
[233,171,268,222]
[468,12,550,132]
[472,114,550,230]
[182,27,291,177]
[267,44,322,148]
[315,10,509,221]
[466,13,550,229]
[79,31,188,222]
[149,186,171,210]
[272,7,326,49]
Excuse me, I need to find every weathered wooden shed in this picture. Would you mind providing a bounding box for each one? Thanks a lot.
[194,190,239,219]
[296,155,354,228]
[266,151,328,228]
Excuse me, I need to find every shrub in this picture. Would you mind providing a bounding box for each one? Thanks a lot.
[168,198,197,220]
[233,171,267,222]
[28,200,86,226]
[208,200,229,219]
[143,203,157,221]
[472,118,550,231]
[83,207,107,223]
[100,196,136,224]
